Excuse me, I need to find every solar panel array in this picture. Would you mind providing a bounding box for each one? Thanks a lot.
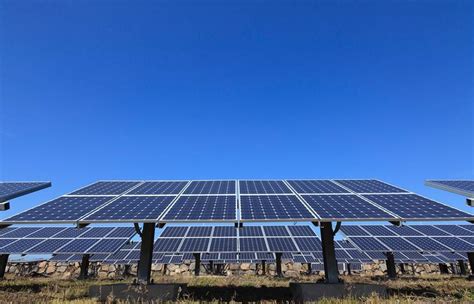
[3,179,472,224]
[341,225,474,254]
[0,182,51,203]
[426,180,474,198]
[0,226,135,255]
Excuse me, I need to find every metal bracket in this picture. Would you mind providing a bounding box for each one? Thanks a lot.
[332,222,341,237]
[134,223,143,238]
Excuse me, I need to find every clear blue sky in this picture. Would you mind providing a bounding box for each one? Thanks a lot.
[0,1,473,221]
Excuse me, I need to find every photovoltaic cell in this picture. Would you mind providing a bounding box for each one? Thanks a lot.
[0,227,41,238]
[348,237,390,251]
[79,227,115,238]
[239,238,268,252]
[184,181,235,194]
[434,225,473,236]
[363,194,473,220]
[405,237,451,251]
[239,180,291,194]
[179,238,210,252]
[86,239,128,254]
[302,195,395,220]
[54,227,90,238]
[4,197,113,223]
[256,252,274,260]
[238,226,263,237]
[385,225,423,236]
[70,181,140,195]
[128,181,188,195]
[202,253,219,260]
[334,179,407,193]
[27,227,67,238]
[427,180,474,197]
[432,237,474,251]
[266,238,297,252]
[287,226,316,237]
[0,182,51,203]
[154,238,182,252]
[213,226,237,237]
[27,239,72,253]
[187,226,213,237]
[361,226,396,236]
[0,239,13,248]
[460,225,474,233]
[410,225,450,236]
[160,227,189,238]
[377,237,420,251]
[240,195,313,220]
[83,196,175,222]
[293,237,322,251]
[0,240,43,253]
[340,226,369,236]
[56,239,99,253]
[209,238,237,252]
[400,251,427,262]
[263,226,290,236]
[287,180,349,194]
[163,195,236,221]
[107,227,136,238]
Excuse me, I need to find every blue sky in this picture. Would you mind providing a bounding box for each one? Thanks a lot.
[0,1,473,222]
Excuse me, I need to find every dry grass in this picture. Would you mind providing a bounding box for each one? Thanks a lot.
[0,274,472,303]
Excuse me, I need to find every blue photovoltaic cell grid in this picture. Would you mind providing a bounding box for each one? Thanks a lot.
[463,237,474,245]
[90,254,109,262]
[240,195,313,220]
[0,228,17,236]
[0,227,40,238]
[239,238,268,252]
[361,226,396,236]
[239,226,263,237]
[70,181,140,195]
[287,180,349,194]
[377,237,420,251]
[400,251,427,261]
[179,238,210,252]
[293,237,322,251]
[335,249,351,260]
[340,226,369,236]
[460,225,474,233]
[410,225,451,236]
[440,252,467,261]
[256,252,274,260]
[349,237,390,251]
[363,194,473,220]
[83,196,175,221]
[405,237,452,251]
[0,239,13,248]
[27,239,72,253]
[428,180,474,196]
[239,180,291,194]
[302,195,395,220]
[154,239,182,252]
[220,253,238,260]
[187,226,213,237]
[239,252,256,260]
[160,227,189,238]
[54,227,90,238]
[163,195,236,221]
[209,238,237,252]
[213,226,237,237]
[433,237,474,251]
[366,252,386,260]
[287,226,316,237]
[4,197,113,222]
[86,239,128,253]
[266,238,297,252]
[79,227,115,238]
[0,239,43,253]
[334,180,407,193]
[26,227,67,238]
[0,182,51,202]
[345,249,371,261]
[56,239,99,253]
[434,225,473,236]
[184,181,235,194]
[202,253,220,260]
[335,240,356,249]
[385,225,423,236]
[128,181,188,195]
[107,227,136,238]
[263,226,290,236]
[50,254,74,262]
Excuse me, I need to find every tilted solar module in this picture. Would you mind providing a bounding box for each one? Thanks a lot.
[286,180,349,194]
[184,181,235,194]
[266,238,298,252]
[404,237,452,252]
[209,238,237,252]
[385,225,423,236]
[293,237,322,251]
[240,195,314,221]
[238,226,263,237]
[440,252,467,262]
[160,226,189,238]
[27,239,72,253]
[179,238,210,252]
[0,182,51,203]
[410,225,450,236]
[334,179,407,193]
[26,227,68,238]
[432,237,474,251]
[55,239,100,254]
[187,226,213,237]
[128,181,188,195]
[460,225,474,233]
[0,227,41,238]
[213,226,237,237]
[239,180,292,194]
[0,239,43,254]
[263,226,290,236]
[153,238,182,252]
[434,225,473,236]
[69,181,141,195]
[361,225,396,236]
[302,195,397,220]
[339,226,370,236]
[348,237,390,252]
[162,195,236,221]
[86,239,129,254]
[376,237,421,251]
[239,238,268,252]
[426,180,474,197]
[287,225,316,237]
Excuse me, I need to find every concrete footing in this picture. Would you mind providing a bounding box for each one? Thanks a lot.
[290,282,387,302]
[89,283,187,301]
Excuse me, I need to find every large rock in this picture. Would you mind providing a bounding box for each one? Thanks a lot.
[46,265,56,274]
[240,263,251,270]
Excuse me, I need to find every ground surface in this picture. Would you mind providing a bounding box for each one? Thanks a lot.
[0,274,473,303]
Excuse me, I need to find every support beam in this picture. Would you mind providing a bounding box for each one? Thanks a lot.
[385,252,396,279]
[209,260,214,274]
[78,254,90,280]
[319,222,339,283]
[399,263,406,274]
[467,198,473,207]
[411,264,416,275]
[162,264,167,275]
[0,254,9,279]
[193,253,201,276]
[439,263,449,274]
[450,263,456,274]
[261,260,266,275]
[468,252,474,275]
[458,260,467,275]
[275,253,283,277]
[307,263,312,275]
[347,263,352,276]
[137,223,155,285]
[0,202,10,211]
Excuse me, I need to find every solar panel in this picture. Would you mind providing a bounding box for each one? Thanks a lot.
[0,228,17,236]
[209,238,237,252]
[263,226,290,236]
[400,251,427,262]
[293,237,322,251]
[287,225,316,237]
[162,195,236,221]
[345,249,372,261]
[239,180,292,194]
[128,181,188,195]
[49,254,74,262]
[184,181,235,194]
[366,251,387,260]
[220,252,238,261]
[179,238,209,252]
[26,227,67,238]
[239,252,256,261]
[202,253,219,260]
[82,196,175,222]
[460,225,474,233]
[266,238,297,252]
[86,239,128,254]
[240,195,313,220]
[0,227,41,238]
[55,239,99,254]
[238,226,263,237]
[424,254,446,263]
[302,195,396,220]
[462,237,474,245]
[160,227,188,238]
[0,182,51,203]
[377,237,421,251]
[334,179,407,193]
[213,226,237,237]
[363,194,473,220]
[107,227,136,238]
[410,225,451,236]
[54,227,90,238]
[434,225,473,236]
[187,226,213,237]
[256,252,274,260]
[286,180,349,194]
[335,249,351,260]
[361,226,396,236]
[348,237,390,251]
[78,227,115,238]
[4,197,113,223]
[335,240,356,249]
[27,239,72,253]
[426,180,474,197]
[440,252,467,261]
[153,238,182,252]
[404,237,452,251]
[239,238,268,252]
[385,226,423,236]
[340,226,370,236]
[432,237,474,251]
[0,239,43,254]
[0,239,12,249]
[69,181,140,195]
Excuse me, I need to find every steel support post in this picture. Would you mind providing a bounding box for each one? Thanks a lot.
[78,254,90,280]
[320,222,339,283]
[262,260,266,275]
[385,252,397,279]
[439,263,449,274]
[275,253,283,277]
[347,263,352,276]
[0,255,9,279]
[137,223,155,284]
[458,260,467,275]
[468,252,474,275]
[307,263,312,275]
[193,253,201,276]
